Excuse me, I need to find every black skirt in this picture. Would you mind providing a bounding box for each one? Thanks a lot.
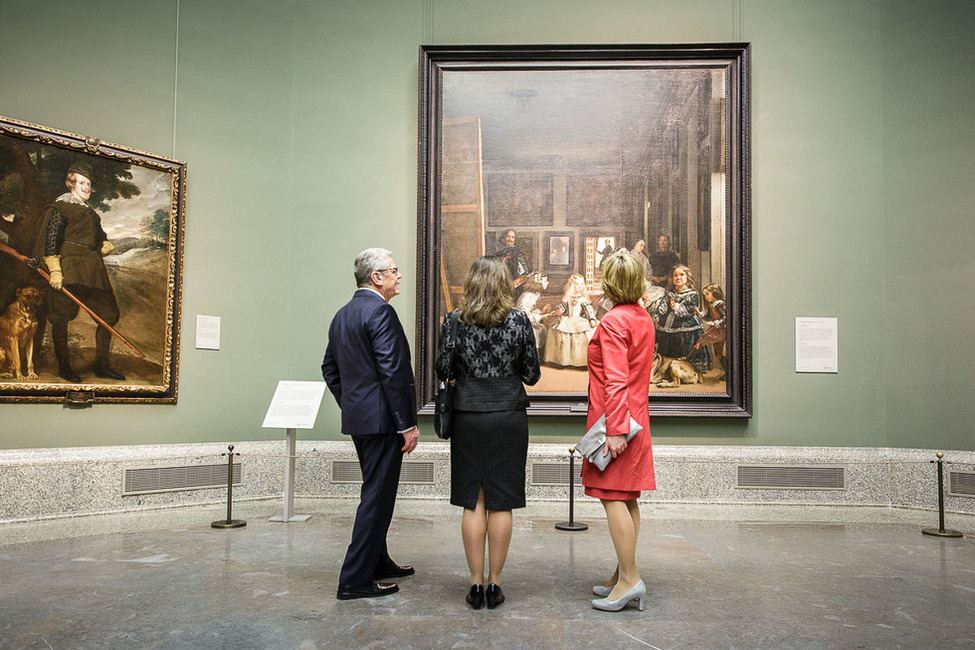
[450,408,529,510]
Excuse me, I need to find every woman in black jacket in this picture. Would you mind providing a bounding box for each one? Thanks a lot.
[436,255,541,610]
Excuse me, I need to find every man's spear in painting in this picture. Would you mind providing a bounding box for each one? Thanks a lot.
[0,241,149,360]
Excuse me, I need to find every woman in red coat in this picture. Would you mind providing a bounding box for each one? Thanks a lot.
[581,251,656,612]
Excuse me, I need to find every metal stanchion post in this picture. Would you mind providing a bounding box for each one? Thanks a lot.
[212,445,247,529]
[922,452,962,538]
[556,447,588,532]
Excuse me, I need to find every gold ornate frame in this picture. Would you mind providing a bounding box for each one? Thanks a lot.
[0,115,185,403]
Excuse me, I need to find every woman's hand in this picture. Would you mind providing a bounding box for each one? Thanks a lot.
[604,433,628,459]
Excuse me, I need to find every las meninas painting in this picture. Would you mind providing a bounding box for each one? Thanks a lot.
[417,45,751,417]
[0,116,184,403]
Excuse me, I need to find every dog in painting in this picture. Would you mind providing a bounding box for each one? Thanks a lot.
[652,349,704,388]
[0,286,43,379]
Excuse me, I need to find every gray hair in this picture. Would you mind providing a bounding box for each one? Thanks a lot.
[353,248,393,286]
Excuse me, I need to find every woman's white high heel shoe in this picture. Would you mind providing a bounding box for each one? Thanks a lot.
[591,580,646,611]
[592,584,613,597]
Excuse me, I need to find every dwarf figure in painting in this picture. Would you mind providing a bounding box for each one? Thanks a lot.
[543,273,597,368]
[35,162,124,383]
[649,264,712,375]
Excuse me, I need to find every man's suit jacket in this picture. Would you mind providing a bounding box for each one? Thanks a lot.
[321,288,417,435]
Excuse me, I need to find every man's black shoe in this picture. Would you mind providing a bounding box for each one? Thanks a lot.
[336,581,399,600]
[58,368,81,383]
[374,564,415,580]
[94,365,126,380]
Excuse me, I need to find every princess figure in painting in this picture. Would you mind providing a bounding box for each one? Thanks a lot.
[543,273,597,368]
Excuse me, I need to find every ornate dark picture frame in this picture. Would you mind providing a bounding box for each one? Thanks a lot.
[0,115,185,403]
[417,44,751,417]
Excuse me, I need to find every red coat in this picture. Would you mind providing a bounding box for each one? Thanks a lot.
[581,303,656,493]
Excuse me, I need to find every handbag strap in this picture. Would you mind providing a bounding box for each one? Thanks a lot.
[443,312,460,381]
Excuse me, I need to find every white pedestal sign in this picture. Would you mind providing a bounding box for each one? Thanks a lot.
[262,380,327,523]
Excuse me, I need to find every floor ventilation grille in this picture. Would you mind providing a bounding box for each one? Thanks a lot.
[736,465,846,490]
[123,463,241,496]
[330,460,436,485]
[948,471,975,498]
[531,462,582,487]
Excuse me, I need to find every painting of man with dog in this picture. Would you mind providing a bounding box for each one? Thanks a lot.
[0,115,184,402]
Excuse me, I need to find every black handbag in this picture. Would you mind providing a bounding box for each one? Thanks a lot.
[434,314,459,440]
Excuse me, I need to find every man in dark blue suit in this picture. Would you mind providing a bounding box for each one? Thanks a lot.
[321,248,421,600]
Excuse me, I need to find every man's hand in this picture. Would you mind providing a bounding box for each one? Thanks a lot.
[100,240,115,256]
[401,426,420,453]
[43,255,63,290]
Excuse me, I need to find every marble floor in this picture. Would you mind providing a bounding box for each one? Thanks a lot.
[1,499,974,650]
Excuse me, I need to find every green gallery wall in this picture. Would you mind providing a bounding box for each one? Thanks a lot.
[0,0,972,452]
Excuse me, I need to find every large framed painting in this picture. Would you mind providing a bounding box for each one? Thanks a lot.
[417,44,751,417]
[0,115,185,403]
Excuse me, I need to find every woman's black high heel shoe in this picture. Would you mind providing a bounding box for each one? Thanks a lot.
[466,584,484,609]
[486,583,505,609]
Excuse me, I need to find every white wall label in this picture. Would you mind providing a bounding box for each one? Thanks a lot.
[195,314,221,350]
[795,317,838,373]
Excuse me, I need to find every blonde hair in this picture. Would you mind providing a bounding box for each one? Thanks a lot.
[561,273,586,301]
[601,252,645,305]
[458,256,515,327]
